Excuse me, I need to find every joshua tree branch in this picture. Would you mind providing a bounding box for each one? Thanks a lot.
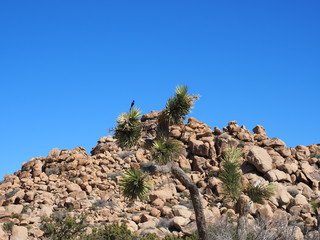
[171,164,208,240]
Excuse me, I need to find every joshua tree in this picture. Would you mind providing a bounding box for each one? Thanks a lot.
[219,146,274,207]
[116,86,208,240]
[219,146,274,239]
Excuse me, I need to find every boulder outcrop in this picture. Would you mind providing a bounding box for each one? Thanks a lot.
[0,112,319,239]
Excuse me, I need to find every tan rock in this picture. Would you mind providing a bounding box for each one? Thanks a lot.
[300,161,320,189]
[132,215,141,224]
[274,146,291,158]
[173,216,189,231]
[272,182,292,206]
[150,207,161,218]
[29,228,44,238]
[66,183,82,192]
[161,206,173,218]
[179,156,191,170]
[181,221,197,236]
[32,160,43,177]
[138,220,157,230]
[149,183,177,201]
[263,138,286,147]
[136,149,148,162]
[256,203,273,219]
[247,147,273,173]
[292,226,304,240]
[171,127,181,138]
[0,205,23,218]
[24,191,36,202]
[253,125,267,135]
[297,182,313,198]
[293,194,309,206]
[191,155,206,173]
[265,169,291,182]
[40,205,53,217]
[140,214,156,223]
[296,145,310,157]
[172,205,192,219]
[11,225,28,240]
[0,181,12,191]
[123,220,138,232]
[151,198,164,207]
[189,138,210,157]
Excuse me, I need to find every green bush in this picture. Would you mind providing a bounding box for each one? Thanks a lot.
[219,147,243,201]
[246,181,274,204]
[114,107,142,149]
[151,138,183,165]
[41,210,87,240]
[83,223,198,240]
[120,168,152,201]
[5,189,19,199]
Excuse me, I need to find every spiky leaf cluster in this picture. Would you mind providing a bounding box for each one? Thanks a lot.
[120,168,152,201]
[151,139,183,165]
[219,146,243,201]
[114,107,142,149]
[164,85,197,125]
[246,182,274,204]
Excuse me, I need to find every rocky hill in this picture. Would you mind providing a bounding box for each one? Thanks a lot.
[0,111,319,239]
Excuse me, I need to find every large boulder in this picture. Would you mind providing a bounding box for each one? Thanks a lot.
[247,147,273,173]
[11,225,28,240]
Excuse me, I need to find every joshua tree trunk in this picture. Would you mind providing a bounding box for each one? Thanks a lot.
[171,165,208,240]
[146,162,208,240]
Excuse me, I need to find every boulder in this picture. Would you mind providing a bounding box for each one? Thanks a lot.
[262,138,286,147]
[66,183,82,192]
[172,205,192,219]
[265,169,291,182]
[172,216,189,231]
[252,125,266,135]
[247,147,273,173]
[189,138,210,157]
[11,225,28,240]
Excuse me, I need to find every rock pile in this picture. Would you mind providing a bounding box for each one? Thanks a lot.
[0,112,319,239]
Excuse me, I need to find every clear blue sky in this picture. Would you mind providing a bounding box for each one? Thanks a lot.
[1,1,319,179]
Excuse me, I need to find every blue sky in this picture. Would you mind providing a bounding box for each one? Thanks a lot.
[0,1,319,179]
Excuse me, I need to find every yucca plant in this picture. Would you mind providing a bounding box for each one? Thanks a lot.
[114,107,142,149]
[164,85,198,125]
[219,146,243,201]
[246,181,274,204]
[151,138,183,165]
[120,168,152,201]
[113,86,208,240]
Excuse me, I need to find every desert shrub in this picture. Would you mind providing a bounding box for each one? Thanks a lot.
[310,152,320,158]
[219,147,243,201]
[85,223,135,240]
[92,199,109,209]
[114,107,142,149]
[164,85,198,125]
[5,189,19,199]
[3,221,14,236]
[151,139,183,165]
[246,181,274,204]
[118,150,134,159]
[41,210,87,240]
[205,214,308,240]
[120,168,152,201]
[83,222,198,240]
[46,167,60,176]
[157,218,174,229]
[22,205,35,214]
